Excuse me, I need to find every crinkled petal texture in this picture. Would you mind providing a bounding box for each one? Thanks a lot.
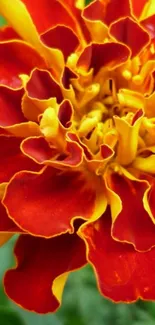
[4,232,86,313]
[80,210,155,303]
[106,172,155,251]
[3,167,103,237]
[1,0,155,314]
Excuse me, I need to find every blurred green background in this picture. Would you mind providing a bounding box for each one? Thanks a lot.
[1,1,155,324]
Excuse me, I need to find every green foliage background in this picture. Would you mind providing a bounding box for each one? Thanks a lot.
[1,3,155,324]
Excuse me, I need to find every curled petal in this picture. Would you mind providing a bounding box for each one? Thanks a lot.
[3,167,106,237]
[114,109,143,165]
[132,61,155,96]
[85,145,114,174]
[21,136,58,164]
[132,152,155,174]
[82,0,108,42]
[21,136,83,168]
[39,100,73,150]
[5,122,41,138]
[4,232,87,313]
[77,42,130,75]
[80,210,155,302]
[106,171,155,251]
[22,93,57,123]
[41,26,79,61]
[0,41,45,88]
[58,99,73,128]
[61,66,78,90]
[26,69,63,103]
[109,17,150,57]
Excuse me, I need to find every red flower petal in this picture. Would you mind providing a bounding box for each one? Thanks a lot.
[0,135,40,183]
[20,0,80,34]
[147,178,155,218]
[21,136,58,164]
[0,41,45,88]
[61,66,78,90]
[0,26,20,41]
[58,99,73,128]
[4,232,86,313]
[131,0,147,18]
[107,172,155,251]
[110,17,150,57]
[141,15,155,39]
[22,136,83,167]
[0,201,21,233]
[26,69,63,103]
[41,25,79,61]
[3,167,97,237]
[83,0,131,26]
[80,210,155,302]
[77,42,130,75]
[0,87,26,127]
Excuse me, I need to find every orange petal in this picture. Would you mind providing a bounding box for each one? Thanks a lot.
[80,210,155,302]
[114,109,143,165]
[4,232,86,313]
[3,167,103,237]
[39,100,73,150]
[5,122,41,138]
[109,17,150,57]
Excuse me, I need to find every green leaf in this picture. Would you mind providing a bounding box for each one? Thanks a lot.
[85,0,92,5]
[0,16,6,27]
[0,307,25,325]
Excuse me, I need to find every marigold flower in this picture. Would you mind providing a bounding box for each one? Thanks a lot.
[0,0,155,314]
